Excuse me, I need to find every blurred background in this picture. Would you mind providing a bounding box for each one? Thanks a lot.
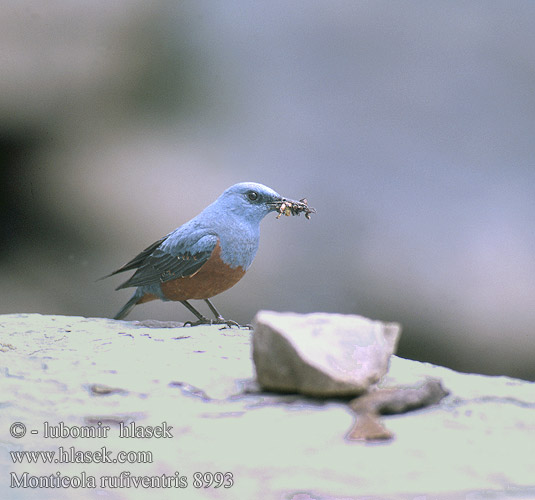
[1,1,534,380]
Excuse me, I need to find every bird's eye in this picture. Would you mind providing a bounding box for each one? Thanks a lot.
[247,191,259,201]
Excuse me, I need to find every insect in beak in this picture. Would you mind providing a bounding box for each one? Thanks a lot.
[272,197,316,220]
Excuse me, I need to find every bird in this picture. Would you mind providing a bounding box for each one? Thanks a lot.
[101,182,309,327]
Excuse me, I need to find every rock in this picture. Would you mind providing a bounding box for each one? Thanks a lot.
[346,378,449,441]
[252,310,401,396]
[350,378,450,416]
[1,313,534,500]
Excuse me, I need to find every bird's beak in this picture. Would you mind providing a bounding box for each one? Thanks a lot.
[267,197,285,210]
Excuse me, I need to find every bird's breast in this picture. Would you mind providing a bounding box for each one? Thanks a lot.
[160,242,246,301]
[216,224,260,270]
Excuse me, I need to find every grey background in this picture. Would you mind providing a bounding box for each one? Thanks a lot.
[1,1,534,379]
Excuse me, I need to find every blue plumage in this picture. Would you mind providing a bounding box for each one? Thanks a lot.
[161,182,282,269]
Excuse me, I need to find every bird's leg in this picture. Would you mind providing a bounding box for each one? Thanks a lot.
[204,299,250,329]
[204,298,225,321]
[180,299,248,329]
[181,300,211,326]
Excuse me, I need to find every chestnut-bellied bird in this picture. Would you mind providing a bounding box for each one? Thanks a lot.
[101,182,313,327]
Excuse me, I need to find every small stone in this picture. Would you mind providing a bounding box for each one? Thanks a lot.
[252,311,401,397]
[346,378,449,442]
[88,384,127,396]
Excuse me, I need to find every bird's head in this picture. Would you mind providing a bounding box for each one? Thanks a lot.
[215,182,285,223]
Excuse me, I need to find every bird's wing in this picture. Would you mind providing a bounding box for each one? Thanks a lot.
[115,233,218,290]
[99,236,168,280]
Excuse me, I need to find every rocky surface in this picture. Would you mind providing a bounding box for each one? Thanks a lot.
[252,311,401,396]
[1,313,534,499]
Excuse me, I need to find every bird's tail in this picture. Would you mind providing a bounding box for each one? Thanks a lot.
[113,290,142,320]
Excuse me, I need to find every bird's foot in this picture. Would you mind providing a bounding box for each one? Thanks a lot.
[212,317,252,329]
[183,317,251,329]
[183,317,212,327]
